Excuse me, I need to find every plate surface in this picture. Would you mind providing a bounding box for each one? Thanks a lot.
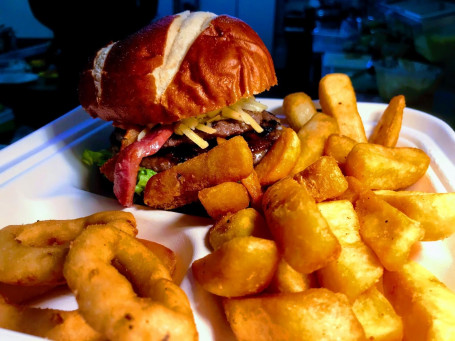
[0,99,454,340]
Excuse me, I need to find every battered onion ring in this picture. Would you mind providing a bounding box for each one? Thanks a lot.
[0,211,137,286]
[0,296,105,341]
[63,225,198,341]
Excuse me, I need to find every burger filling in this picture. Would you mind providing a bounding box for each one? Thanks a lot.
[111,109,281,173]
[84,97,282,206]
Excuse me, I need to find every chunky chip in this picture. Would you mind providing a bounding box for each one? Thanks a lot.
[345,143,430,190]
[282,91,317,131]
[355,192,424,271]
[335,175,371,203]
[144,136,254,209]
[198,182,250,219]
[240,170,263,208]
[267,258,316,294]
[352,286,403,341]
[262,177,341,274]
[369,95,405,147]
[383,261,455,341]
[293,156,348,202]
[192,236,279,297]
[317,200,383,300]
[323,133,357,167]
[208,208,270,251]
[318,73,367,143]
[223,288,366,341]
[291,113,339,175]
[375,190,455,241]
[255,127,301,186]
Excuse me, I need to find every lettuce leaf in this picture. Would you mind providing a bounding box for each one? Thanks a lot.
[82,149,112,167]
[135,168,157,195]
[82,149,156,196]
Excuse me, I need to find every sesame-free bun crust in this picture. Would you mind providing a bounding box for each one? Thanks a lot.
[79,12,277,126]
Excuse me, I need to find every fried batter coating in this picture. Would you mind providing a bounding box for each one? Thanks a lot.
[0,211,136,286]
[63,225,198,341]
[0,296,105,341]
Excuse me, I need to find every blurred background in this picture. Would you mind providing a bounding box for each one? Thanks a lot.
[1,0,455,148]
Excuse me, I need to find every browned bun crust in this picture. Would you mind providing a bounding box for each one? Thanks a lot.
[79,13,277,126]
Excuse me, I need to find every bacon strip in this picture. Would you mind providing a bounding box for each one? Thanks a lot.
[113,125,173,207]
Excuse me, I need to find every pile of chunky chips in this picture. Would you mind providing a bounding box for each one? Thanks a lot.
[192,73,455,340]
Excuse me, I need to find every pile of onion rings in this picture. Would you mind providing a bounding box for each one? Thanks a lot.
[0,211,197,341]
[0,211,137,286]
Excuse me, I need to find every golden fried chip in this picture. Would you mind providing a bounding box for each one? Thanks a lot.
[317,200,383,300]
[262,177,341,274]
[267,258,316,294]
[291,113,339,175]
[144,136,254,209]
[192,236,279,297]
[383,261,455,341]
[375,190,455,241]
[318,73,367,143]
[283,91,317,131]
[323,133,357,167]
[369,95,405,147]
[255,127,301,186]
[293,156,348,202]
[335,176,370,203]
[345,143,430,190]
[241,170,263,208]
[208,208,270,250]
[198,182,250,219]
[352,286,403,341]
[355,193,424,271]
[223,288,366,341]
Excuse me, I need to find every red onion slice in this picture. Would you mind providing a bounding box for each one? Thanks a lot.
[113,125,173,207]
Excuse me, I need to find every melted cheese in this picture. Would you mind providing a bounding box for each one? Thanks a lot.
[174,97,267,149]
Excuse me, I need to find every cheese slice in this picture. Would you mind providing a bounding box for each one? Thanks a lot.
[174,97,267,148]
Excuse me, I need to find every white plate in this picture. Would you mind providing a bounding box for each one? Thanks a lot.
[1,99,455,340]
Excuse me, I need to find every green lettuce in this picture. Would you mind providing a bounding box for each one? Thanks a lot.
[82,149,112,167]
[82,149,157,196]
[135,168,157,195]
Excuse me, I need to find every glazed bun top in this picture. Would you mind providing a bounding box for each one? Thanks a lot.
[78,11,277,127]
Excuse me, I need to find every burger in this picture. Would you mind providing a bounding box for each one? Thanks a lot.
[79,11,282,208]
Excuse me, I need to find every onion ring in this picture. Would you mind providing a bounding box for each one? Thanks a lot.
[137,238,177,279]
[0,282,60,304]
[63,224,198,340]
[0,211,136,286]
[0,296,105,341]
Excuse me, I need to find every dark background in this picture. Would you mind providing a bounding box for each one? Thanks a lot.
[1,0,455,147]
